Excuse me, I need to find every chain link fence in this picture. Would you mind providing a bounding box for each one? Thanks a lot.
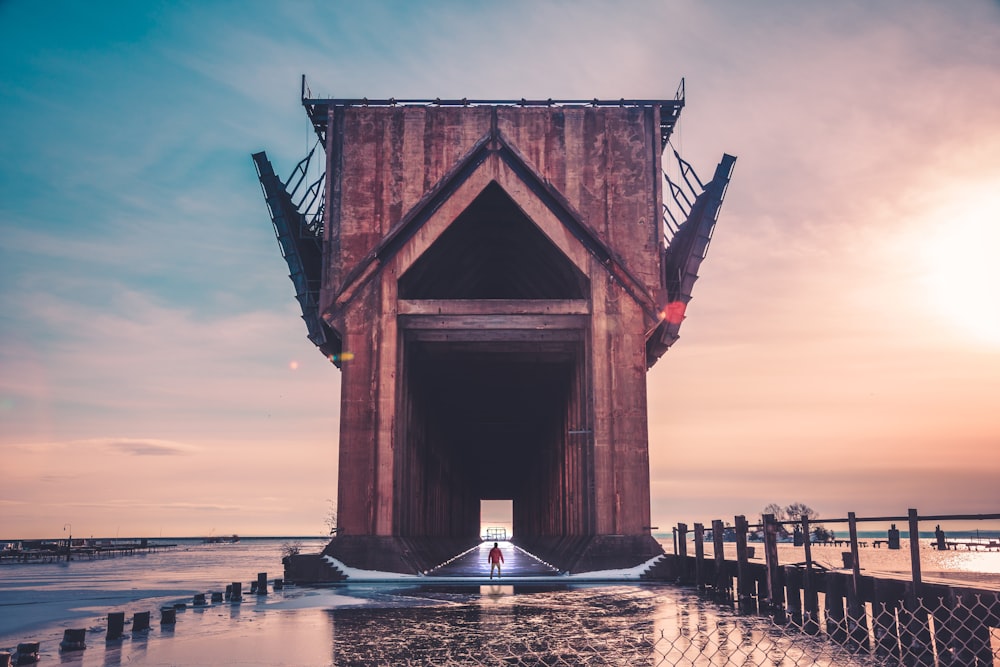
[328,588,999,666]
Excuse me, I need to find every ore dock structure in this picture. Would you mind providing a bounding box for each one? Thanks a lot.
[255,76,735,579]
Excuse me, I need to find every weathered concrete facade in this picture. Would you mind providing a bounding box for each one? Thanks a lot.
[257,91,734,575]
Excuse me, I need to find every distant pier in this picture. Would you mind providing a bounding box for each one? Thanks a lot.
[0,539,177,564]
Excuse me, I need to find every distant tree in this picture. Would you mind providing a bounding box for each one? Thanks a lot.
[812,525,835,543]
[762,503,791,537]
[762,502,828,541]
[324,499,338,536]
[785,502,819,522]
[281,541,301,559]
[763,503,787,521]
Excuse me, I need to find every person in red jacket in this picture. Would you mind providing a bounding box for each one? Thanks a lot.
[488,542,504,579]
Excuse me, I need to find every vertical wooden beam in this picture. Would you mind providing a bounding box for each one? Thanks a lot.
[762,513,785,620]
[846,512,869,649]
[872,578,902,660]
[784,565,802,626]
[801,515,819,634]
[676,522,688,583]
[735,515,754,613]
[693,523,705,591]
[825,573,847,643]
[711,519,728,598]
[907,508,923,601]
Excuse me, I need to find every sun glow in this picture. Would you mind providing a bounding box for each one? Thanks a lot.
[918,184,1000,345]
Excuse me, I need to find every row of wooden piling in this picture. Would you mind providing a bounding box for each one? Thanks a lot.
[0,573,282,665]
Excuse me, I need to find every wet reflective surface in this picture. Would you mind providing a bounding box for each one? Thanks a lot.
[4,538,998,665]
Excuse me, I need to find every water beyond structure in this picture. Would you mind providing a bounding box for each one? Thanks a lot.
[0,537,997,665]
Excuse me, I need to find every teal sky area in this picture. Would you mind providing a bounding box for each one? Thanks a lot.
[2,1,999,539]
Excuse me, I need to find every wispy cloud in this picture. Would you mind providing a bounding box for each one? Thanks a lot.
[99,438,196,457]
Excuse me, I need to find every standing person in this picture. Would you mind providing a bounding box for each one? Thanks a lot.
[488,542,504,579]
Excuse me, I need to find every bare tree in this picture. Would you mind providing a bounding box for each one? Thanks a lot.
[785,502,818,522]
[762,502,825,540]
[324,498,338,536]
[763,503,787,521]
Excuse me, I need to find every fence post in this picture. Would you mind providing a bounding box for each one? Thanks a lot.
[784,565,802,625]
[801,515,819,633]
[693,523,705,590]
[762,513,785,622]
[676,522,688,583]
[907,508,922,600]
[872,578,902,660]
[903,508,933,664]
[711,519,728,599]
[735,515,754,613]
[825,573,848,643]
[106,612,125,640]
[846,512,869,650]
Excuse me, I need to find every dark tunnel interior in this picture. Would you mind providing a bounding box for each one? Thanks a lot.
[394,180,592,539]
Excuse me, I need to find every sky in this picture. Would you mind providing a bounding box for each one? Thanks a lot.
[1,1,998,540]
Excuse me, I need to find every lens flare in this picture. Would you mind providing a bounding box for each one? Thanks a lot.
[289,361,299,370]
[659,301,687,325]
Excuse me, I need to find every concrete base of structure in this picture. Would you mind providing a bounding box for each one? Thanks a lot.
[284,534,663,583]
[513,534,664,574]
[282,553,346,583]
[321,536,481,576]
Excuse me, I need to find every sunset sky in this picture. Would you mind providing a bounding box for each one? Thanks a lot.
[2,1,998,540]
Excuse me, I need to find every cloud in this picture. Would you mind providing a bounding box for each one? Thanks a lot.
[100,438,196,457]
[58,499,244,512]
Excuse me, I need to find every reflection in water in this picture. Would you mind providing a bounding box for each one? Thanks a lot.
[328,585,659,664]
[323,584,889,666]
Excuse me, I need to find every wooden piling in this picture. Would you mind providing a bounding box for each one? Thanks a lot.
[231,581,242,602]
[900,585,933,665]
[907,508,922,604]
[257,572,268,595]
[106,611,125,640]
[735,515,754,613]
[132,611,150,633]
[845,512,869,650]
[211,591,224,603]
[872,577,903,660]
[888,523,900,549]
[693,523,705,591]
[825,573,847,643]
[59,629,86,652]
[13,644,38,666]
[160,607,176,625]
[800,515,819,634]
[784,565,802,626]
[711,519,728,598]
[676,523,688,583]
[762,513,784,621]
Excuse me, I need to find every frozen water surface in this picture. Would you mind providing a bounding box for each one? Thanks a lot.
[2,538,998,665]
